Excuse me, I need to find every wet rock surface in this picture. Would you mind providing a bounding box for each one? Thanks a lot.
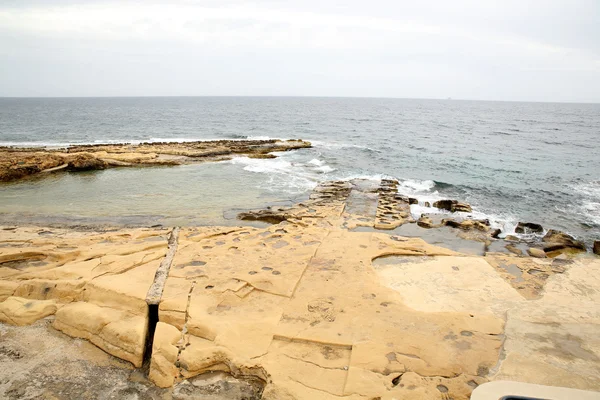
[515,222,544,234]
[433,199,473,213]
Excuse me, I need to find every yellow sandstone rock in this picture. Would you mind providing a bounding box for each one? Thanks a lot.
[53,301,147,367]
[1,179,599,399]
[0,296,57,325]
[148,322,181,388]
[0,280,18,301]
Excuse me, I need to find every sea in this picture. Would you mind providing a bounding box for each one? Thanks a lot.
[0,97,598,247]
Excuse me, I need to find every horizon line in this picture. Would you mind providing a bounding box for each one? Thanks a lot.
[0,95,598,105]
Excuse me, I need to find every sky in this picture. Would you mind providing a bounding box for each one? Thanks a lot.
[0,0,599,102]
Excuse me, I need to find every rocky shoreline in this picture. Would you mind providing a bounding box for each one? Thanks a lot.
[0,139,312,182]
[241,178,599,257]
[1,177,599,399]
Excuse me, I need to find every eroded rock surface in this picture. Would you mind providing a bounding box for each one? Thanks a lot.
[1,178,599,399]
[542,229,587,256]
[433,199,473,213]
[0,320,264,400]
[0,139,311,182]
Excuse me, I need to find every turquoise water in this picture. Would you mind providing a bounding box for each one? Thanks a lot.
[0,162,291,227]
[0,97,598,245]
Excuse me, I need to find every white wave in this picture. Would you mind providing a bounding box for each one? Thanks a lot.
[397,179,436,194]
[581,201,600,226]
[569,180,600,228]
[307,158,324,166]
[230,157,292,174]
[338,173,388,182]
[229,156,317,194]
[409,200,518,236]
[572,180,600,199]
[314,165,336,173]
[245,135,274,140]
[409,203,452,221]
[311,140,380,152]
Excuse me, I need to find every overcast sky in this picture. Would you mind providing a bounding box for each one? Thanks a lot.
[0,0,598,102]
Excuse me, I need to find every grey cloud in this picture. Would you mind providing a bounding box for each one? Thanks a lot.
[0,0,598,101]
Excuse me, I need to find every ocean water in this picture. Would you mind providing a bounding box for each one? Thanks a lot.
[0,97,599,246]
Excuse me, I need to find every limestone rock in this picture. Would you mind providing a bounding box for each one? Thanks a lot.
[14,279,86,304]
[375,179,411,229]
[238,209,289,224]
[0,296,57,326]
[452,202,473,213]
[53,302,148,367]
[432,199,454,211]
[442,218,489,232]
[506,244,523,256]
[515,222,544,234]
[0,280,18,301]
[491,259,600,389]
[542,229,586,255]
[527,248,546,258]
[417,215,434,228]
[149,322,181,388]
[248,153,277,159]
[433,199,473,213]
[2,185,600,399]
[0,139,312,182]
[484,253,569,299]
[67,153,108,171]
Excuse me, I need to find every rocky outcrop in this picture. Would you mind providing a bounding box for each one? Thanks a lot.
[0,152,66,182]
[417,215,435,228]
[67,153,108,171]
[237,208,290,224]
[0,297,57,326]
[505,244,523,256]
[239,181,350,224]
[594,241,600,255]
[2,181,600,398]
[515,222,544,234]
[442,218,490,232]
[490,228,502,238]
[542,229,586,255]
[374,179,412,229]
[0,139,312,182]
[53,302,148,367]
[433,199,473,213]
[527,248,546,258]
